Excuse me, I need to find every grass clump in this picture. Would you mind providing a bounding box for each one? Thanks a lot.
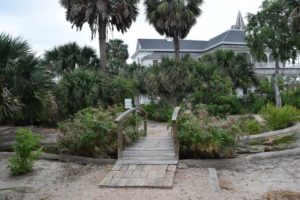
[178,110,240,159]
[265,190,300,200]
[260,104,300,131]
[240,118,262,135]
[9,128,42,176]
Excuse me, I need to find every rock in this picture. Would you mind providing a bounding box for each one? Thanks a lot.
[263,139,273,146]
[264,146,273,152]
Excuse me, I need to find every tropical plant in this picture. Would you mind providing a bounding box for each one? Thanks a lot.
[0,33,55,124]
[246,0,299,107]
[106,39,129,75]
[144,57,192,104]
[109,76,137,105]
[56,69,108,117]
[60,0,139,71]
[144,0,204,63]
[9,128,42,176]
[44,42,99,76]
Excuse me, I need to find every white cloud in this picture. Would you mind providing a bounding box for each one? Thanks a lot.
[0,0,263,62]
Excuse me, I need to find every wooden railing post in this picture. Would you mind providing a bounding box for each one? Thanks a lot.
[117,122,123,159]
[173,121,179,160]
[172,107,180,161]
[144,115,147,137]
[114,107,148,159]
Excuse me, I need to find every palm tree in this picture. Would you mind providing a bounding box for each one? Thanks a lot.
[60,0,139,72]
[106,39,129,75]
[0,33,54,124]
[144,0,204,63]
[44,42,99,76]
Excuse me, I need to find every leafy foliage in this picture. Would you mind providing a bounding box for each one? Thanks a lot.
[59,107,142,157]
[0,33,55,124]
[144,0,203,62]
[9,128,42,176]
[60,0,139,70]
[44,42,99,76]
[144,57,192,104]
[106,39,129,75]
[240,118,262,135]
[143,101,173,122]
[56,69,107,117]
[178,110,239,159]
[260,103,300,130]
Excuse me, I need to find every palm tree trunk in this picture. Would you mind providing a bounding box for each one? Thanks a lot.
[173,35,180,64]
[98,20,107,72]
[273,59,282,108]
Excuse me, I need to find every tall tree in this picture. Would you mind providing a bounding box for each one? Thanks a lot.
[246,0,298,107]
[60,0,139,71]
[106,39,129,75]
[144,0,204,63]
[44,42,99,76]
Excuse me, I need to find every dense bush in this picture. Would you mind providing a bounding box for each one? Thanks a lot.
[9,128,42,176]
[59,107,143,158]
[282,87,300,109]
[240,118,262,135]
[143,101,173,122]
[177,110,239,159]
[260,103,300,130]
[56,70,108,117]
[109,76,137,104]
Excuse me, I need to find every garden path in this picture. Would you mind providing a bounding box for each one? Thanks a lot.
[100,121,178,188]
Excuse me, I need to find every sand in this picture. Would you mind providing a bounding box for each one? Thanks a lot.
[0,155,299,200]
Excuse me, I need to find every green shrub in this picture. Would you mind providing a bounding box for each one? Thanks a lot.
[59,106,142,158]
[282,87,300,109]
[178,111,239,159]
[260,103,300,130]
[9,128,42,176]
[241,119,262,135]
[143,101,173,122]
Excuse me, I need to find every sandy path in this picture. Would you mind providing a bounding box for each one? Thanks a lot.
[1,155,299,200]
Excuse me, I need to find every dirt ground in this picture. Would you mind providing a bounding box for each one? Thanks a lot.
[0,155,299,200]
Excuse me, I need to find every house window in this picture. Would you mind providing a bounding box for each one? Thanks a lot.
[153,60,159,65]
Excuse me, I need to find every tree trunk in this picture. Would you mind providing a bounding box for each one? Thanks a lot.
[173,35,180,64]
[98,20,107,72]
[273,59,282,108]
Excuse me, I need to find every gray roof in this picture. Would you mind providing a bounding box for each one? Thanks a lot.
[205,29,246,50]
[137,39,207,51]
[136,29,246,52]
[132,12,247,58]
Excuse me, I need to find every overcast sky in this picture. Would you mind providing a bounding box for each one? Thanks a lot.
[0,0,263,62]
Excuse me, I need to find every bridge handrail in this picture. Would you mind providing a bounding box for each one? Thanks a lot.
[114,107,148,159]
[171,106,180,160]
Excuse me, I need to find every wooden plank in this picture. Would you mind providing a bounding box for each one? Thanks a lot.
[116,160,178,165]
[208,168,220,192]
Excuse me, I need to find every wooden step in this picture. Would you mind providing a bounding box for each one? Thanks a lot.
[116,159,178,165]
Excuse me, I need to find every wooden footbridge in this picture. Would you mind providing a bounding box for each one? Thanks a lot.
[100,107,180,188]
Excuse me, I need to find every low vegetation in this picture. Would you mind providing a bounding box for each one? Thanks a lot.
[9,128,42,176]
[58,106,143,158]
[178,109,240,159]
[260,103,300,130]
